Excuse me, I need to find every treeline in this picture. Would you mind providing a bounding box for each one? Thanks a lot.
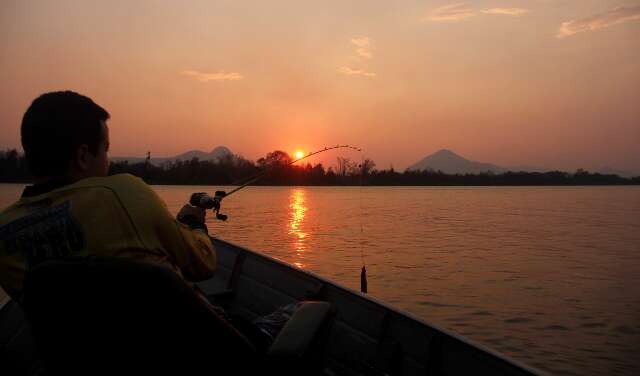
[2,149,639,186]
[0,149,30,182]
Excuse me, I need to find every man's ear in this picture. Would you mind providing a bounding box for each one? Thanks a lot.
[74,144,92,172]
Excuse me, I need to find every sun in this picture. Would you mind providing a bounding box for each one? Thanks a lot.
[294,150,305,159]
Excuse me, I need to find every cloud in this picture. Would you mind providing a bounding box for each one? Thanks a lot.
[351,37,372,58]
[339,38,376,77]
[180,70,244,81]
[350,37,370,48]
[427,3,476,22]
[337,67,376,78]
[426,4,531,22]
[482,8,529,16]
[355,47,372,58]
[558,5,640,38]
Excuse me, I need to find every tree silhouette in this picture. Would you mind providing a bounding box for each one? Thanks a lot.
[0,149,637,186]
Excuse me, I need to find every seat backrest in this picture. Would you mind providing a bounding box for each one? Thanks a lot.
[22,257,257,375]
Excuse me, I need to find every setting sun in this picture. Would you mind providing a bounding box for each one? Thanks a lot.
[294,150,304,159]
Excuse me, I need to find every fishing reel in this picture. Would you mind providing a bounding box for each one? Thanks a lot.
[190,191,228,221]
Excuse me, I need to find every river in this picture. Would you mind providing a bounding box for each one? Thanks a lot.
[1,184,639,375]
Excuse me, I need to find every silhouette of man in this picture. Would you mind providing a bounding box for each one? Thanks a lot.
[0,91,215,300]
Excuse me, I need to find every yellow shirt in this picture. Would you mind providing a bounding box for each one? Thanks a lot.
[0,174,216,300]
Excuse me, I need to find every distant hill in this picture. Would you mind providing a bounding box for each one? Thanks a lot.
[407,149,507,174]
[406,149,556,174]
[113,146,232,166]
[171,146,233,162]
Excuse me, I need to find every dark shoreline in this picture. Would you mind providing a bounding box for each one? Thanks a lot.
[2,149,639,186]
[2,180,638,187]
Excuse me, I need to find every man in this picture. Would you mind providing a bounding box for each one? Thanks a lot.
[0,91,215,300]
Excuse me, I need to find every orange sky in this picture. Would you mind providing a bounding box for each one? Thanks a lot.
[1,0,639,172]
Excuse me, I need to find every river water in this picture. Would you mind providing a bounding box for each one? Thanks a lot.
[1,184,639,375]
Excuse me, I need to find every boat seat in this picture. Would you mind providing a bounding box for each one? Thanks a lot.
[21,257,332,375]
[270,301,332,357]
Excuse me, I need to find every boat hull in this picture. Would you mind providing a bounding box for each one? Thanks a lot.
[198,237,541,376]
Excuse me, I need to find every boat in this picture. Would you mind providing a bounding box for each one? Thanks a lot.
[0,236,542,375]
[199,237,540,375]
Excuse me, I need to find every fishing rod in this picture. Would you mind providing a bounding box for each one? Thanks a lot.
[189,145,362,221]
[191,144,370,293]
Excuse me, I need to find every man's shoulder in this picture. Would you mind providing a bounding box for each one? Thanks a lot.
[0,174,167,229]
[70,174,152,196]
[77,173,144,188]
[1,174,147,212]
[75,174,161,206]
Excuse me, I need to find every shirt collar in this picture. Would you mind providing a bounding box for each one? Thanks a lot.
[22,178,73,198]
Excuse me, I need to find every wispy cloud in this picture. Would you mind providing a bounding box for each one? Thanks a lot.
[426,3,528,22]
[482,8,529,16]
[351,37,370,48]
[180,70,244,82]
[337,66,376,78]
[351,37,372,59]
[339,37,376,78]
[428,3,476,22]
[558,5,640,38]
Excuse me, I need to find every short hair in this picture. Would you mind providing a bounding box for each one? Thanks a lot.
[21,91,110,177]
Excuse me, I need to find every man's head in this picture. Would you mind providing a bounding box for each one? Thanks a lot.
[21,91,111,182]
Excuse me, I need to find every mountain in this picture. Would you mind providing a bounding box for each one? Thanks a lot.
[407,149,558,174]
[407,149,507,174]
[171,146,233,162]
[407,149,505,174]
[113,146,232,166]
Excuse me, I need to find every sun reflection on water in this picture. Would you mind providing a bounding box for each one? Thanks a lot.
[288,189,307,268]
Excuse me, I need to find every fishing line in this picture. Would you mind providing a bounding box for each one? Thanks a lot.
[359,149,368,294]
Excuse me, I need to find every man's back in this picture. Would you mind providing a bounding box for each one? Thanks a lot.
[0,173,216,300]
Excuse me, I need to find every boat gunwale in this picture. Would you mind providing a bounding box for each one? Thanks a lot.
[210,236,543,375]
